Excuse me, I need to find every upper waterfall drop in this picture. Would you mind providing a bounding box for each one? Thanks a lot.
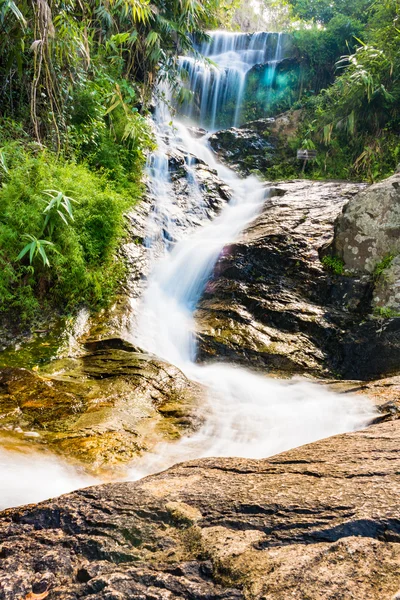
[178,31,289,130]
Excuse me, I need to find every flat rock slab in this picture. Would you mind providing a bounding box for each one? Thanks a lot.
[0,341,204,474]
[0,419,400,599]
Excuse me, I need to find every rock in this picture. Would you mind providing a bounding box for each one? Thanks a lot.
[373,255,400,314]
[0,343,204,474]
[209,124,276,175]
[325,171,400,315]
[209,111,303,176]
[196,179,400,379]
[329,171,400,274]
[0,418,400,599]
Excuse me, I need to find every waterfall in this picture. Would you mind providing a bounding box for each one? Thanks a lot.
[179,31,288,130]
[128,54,376,478]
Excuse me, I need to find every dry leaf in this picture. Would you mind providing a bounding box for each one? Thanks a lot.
[22,591,49,600]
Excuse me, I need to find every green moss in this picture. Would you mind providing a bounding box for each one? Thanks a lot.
[321,255,345,275]
[373,307,400,319]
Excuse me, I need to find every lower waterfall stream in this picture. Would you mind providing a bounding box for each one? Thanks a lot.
[126,114,376,479]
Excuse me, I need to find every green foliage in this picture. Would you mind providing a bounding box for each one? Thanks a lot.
[321,255,345,275]
[42,189,77,235]
[0,126,144,324]
[373,255,394,280]
[17,235,56,268]
[288,0,373,24]
[373,307,400,319]
[287,0,400,182]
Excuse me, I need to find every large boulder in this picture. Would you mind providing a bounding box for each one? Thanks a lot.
[0,418,399,599]
[330,172,400,274]
[196,179,400,379]
[0,339,204,474]
[328,172,400,316]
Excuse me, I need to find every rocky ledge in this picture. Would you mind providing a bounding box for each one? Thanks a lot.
[209,111,302,176]
[0,339,203,474]
[196,179,400,380]
[0,416,399,599]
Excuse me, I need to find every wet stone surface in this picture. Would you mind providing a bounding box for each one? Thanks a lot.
[0,339,204,475]
[196,179,400,380]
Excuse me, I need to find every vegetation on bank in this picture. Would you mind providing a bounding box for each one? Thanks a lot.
[0,0,221,327]
[239,0,400,183]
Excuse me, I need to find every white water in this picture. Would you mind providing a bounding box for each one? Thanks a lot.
[0,446,95,510]
[180,31,286,129]
[128,106,376,478]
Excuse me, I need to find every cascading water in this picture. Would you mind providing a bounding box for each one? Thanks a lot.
[128,35,376,478]
[179,31,287,129]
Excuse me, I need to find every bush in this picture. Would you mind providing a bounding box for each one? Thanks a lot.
[0,128,145,324]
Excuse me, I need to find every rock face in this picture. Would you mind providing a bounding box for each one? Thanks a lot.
[196,179,400,379]
[373,255,400,313]
[1,418,399,599]
[328,171,400,314]
[331,172,400,274]
[0,339,204,474]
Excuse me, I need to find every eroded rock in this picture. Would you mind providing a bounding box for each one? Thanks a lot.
[0,419,399,599]
[209,111,303,176]
[0,341,204,474]
[196,179,400,379]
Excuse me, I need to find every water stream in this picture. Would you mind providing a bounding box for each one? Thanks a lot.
[126,33,376,477]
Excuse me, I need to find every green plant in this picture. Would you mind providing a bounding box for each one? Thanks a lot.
[373,306,400,319]
[42,189,78,235]
[373,254,394,279]
[17,235,56,268]
[321,255,345,275]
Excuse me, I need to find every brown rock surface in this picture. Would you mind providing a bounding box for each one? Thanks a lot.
[0,340,204,474]
[196,179,400,379]
[0,419,400,599]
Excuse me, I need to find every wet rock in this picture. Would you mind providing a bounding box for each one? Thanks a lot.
[0,344,204,474]
[209,125,276,174]
[1,418,399,599]
[196,179,400,379]
[209,111,303,176]
[90,143,232,341]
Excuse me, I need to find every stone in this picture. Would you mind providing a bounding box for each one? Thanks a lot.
[372,255,400,314]
[208,111,303,176]
[0,343,204,475]
[330,171,400,274]
[196,179,400,379]
[0,418,399,599]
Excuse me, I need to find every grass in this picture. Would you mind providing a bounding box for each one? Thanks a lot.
[373,254,394,280]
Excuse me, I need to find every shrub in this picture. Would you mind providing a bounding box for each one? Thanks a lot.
[0,135,144,324]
